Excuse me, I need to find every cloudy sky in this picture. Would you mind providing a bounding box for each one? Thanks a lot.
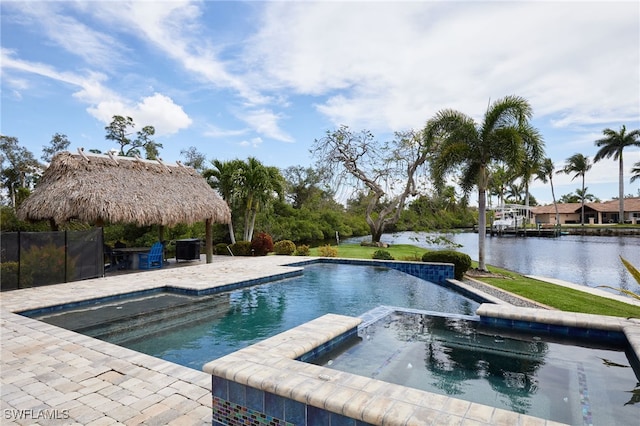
[2,0,639,205]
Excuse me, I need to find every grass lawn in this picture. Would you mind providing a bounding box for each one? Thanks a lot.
[475,263,640,318]
[309,243,429,261]
[308,243,640,318]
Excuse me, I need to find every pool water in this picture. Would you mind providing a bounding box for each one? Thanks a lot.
[29,263,479,369]
[311,311,638,426]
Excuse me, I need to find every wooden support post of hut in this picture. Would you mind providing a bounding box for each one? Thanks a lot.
[18,151,231,263]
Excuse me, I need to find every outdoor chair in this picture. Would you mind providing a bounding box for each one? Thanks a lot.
[138,242,164,270]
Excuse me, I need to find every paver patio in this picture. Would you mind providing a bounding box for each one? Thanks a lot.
[1,255,638,425]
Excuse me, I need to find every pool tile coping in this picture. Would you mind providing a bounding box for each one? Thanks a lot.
[204,313,571,425]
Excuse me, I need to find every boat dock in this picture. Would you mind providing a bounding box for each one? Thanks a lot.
[490,227,561,237]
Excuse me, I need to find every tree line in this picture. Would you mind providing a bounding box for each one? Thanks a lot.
[2,100,639,271]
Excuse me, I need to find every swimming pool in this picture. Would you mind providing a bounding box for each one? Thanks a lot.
[310,310,637,425]
[26,263,480,369]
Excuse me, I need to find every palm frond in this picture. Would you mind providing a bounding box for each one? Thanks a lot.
[597,286,640,301]
[596,257,640,301]
[621,256,640,285]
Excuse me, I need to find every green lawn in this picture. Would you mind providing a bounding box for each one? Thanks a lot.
[475,264,640,318]
[308,243,640,318]
[309,243,428,261]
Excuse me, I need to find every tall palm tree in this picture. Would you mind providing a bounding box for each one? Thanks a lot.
[516,156,543,221]
[594,125,640,223]
[203,159,245,244]
[506,181,525,203]
[426,95,544,271]
[488,163,511,208]
[558,153,591,225]
[535,158,560,226]
[235,157,285,241]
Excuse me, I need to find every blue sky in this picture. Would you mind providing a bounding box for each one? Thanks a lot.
[2,0,639,206]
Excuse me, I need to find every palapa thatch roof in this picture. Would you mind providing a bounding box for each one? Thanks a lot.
[18,150,231,227]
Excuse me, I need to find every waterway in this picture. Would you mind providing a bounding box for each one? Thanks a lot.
[344,231,640,293]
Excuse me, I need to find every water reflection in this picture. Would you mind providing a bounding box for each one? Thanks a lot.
[346,232,640,292]
[395,314,549,414]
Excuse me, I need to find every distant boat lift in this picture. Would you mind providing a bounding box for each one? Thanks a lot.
[491,204,531,232]
[489,204,560,237]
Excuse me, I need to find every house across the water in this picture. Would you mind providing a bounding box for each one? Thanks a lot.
[531,197,640,225]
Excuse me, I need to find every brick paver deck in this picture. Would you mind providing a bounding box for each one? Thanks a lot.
[1,256,306,425]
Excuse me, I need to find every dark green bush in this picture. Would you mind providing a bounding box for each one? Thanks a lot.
[215,243,231,255]
[251,232,274,256]
[372,250,394,260]
[273,240,296,255]
[295,244,310,256]
[421,250,471,280]
[229,241,252,256]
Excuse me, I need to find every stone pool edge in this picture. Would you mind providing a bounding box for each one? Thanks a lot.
[203,302,640,426]
[203,313,566,426]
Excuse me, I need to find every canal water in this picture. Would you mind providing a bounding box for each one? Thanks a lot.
[344,231,640,293]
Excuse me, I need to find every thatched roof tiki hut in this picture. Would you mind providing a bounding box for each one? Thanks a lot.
[18,150,231,263]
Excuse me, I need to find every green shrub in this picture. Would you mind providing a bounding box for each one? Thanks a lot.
[229,241,252,256]
[421,250,471,280]
[400,254,423,262]
[251,232,274,256]
[215,243,231,255]
[372,250,394,260]
[273,240,296,255]
[318,245,338,257]
[295,244,310,256]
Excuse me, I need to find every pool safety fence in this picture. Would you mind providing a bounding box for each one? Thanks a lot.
[0,228,104,291]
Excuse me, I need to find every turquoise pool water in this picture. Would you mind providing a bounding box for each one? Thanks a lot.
[29,263,479,369]
[312,311,637,426]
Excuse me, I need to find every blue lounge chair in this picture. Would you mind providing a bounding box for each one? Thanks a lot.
[138,242,163,270]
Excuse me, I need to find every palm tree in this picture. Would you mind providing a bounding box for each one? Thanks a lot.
[506,181,525,203]
[426,95,544,271]
[594,125,640,223]
[488,163,511,208]
[514,156,542,224]
[535,158,560,226]
[235,157,285,241]
[575,187,597,203]
[203,159,245,244]
[631,161,640,183]
[558,153,592,225]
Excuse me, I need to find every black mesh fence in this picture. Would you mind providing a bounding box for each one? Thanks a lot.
[0,229,104,291]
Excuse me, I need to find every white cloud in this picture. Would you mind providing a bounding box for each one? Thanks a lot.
[239,137,263,149]
[203,125,249,139]
[237,109,293,143]
[2,1,128,70]
[82,1,285,140]
[249,1,639,132]
[2,50,191,137]
[87,93,192,136]
[133,93,192,135]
